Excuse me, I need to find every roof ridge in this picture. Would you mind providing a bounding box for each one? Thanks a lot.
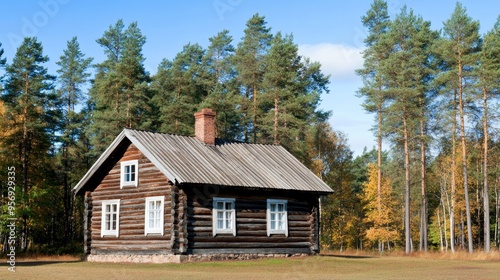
[125,128,282,147]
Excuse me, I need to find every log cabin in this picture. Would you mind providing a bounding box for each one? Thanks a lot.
[73,108,333,263]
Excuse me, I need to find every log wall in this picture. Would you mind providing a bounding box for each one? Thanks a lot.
[182,185,319,255]
[89,144,173,255]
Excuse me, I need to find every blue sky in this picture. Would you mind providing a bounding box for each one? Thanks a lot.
[1,0,498,156]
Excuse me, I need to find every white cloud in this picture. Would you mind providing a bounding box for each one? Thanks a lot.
[298,43,365,81]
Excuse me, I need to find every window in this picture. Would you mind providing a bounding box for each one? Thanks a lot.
[101,200,120,237]
[267,199,288,236]
[120,160,138,188]
[145,196,164,235]
[212,198,236,236]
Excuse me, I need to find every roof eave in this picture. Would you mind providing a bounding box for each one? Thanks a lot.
[72,130,128,196]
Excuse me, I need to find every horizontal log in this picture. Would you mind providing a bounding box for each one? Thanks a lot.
[190,208,212,215]
[190,236,309,243]
[187,226,212,232]
[92,192,170,201]
[235,212,266,219]
[91,234,172,240]
[188,215,212,222]
[229,230,267,237]
[188,248,312,255]
[236,218,266,224]
[91,249,172,255]
[288,226,311,231]
[288,221,311,228]
[120,223,172,231]
[188,220,212,227]
[92,244,169,251]
[92,236,170,242]
[288,215,310,221]
[189,242,311,249]
[237,224,266,231]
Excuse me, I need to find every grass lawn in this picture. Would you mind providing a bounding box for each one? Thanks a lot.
[1,252,499,280]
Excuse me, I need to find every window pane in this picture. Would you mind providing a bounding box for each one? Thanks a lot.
[225,202,232,210]
[218,219,223,229]
[278,204,284,212]
[217,201,224,210]
[130,165,136,181]
[112,213,117,230]
[124,166,130,181]
[270,203,276,212]
[271,220,276,230]
[105,214,110,230]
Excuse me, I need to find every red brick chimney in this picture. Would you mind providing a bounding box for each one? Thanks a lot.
[194,108,216,145]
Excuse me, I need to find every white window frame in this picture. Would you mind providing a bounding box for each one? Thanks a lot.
[101,199,120,237]
[145,196,165,235]
[267,199,288,237]
[120,160,138,188]
[212,197,236,236]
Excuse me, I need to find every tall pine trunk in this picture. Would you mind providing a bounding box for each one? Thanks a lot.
[450,90,457,253]
[403,109,411,254]
[495,185,499,248]
[483,85,490,253]
[377,89,383,214]
[273,97,278,144]
[253,74,257,143]
[22,76,30,251]
[458,54,474,253]
[419,99,428,251]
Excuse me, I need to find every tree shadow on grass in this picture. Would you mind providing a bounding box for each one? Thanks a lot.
[1,260,83,267]
[319,253,376,259]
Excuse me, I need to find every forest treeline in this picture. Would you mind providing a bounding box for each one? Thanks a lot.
[0,1,499,255]
[351,1,500,254]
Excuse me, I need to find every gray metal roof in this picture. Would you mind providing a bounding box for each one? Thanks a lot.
[73,129,332,195]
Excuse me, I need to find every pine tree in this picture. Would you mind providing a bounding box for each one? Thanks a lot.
[415,17,438,253]
[260,32,329,161]
[55,36,92,242]
[261,32,302,145]
[2,37,56,251]
[88,20,151,154]
[438,3,481,253]
[151,43,206,135]
[200,30,242,140]
[357,0,391,232]
[380,7,433,254]
[235,13,272,143]
[476,16,500,253]
[119,22,151,129]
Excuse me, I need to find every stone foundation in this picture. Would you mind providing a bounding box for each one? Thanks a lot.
[85,253,308,263]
